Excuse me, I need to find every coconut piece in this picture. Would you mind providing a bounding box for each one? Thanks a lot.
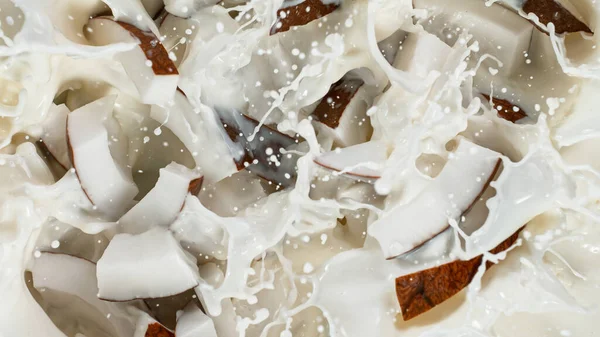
[311,74,372,147]
[97,228,200,301]
[368,140,501,259]
[41,104,70,169]
[67,95,138,219]
[118,162,201,235]
[396,228,523,320]
[175,302,218,337]
[481,94,527,123]
[314,141,388,180]
[415,0,533,76]
[30,252,136,337]
[85,17,179,105]
[392,31,452,78]
[270,0,341,35]
[520,0,592,34]
[216,108,299,187]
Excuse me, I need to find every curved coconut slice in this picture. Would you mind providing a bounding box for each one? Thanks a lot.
[392,31,452,78]
[158,14,196,67]
[415,0,533,76]
[119,162,201,235]
[503,0,593,34]
[481,94,527,123]
[216,108,299,187]
[312,74,372,147]
[41,104,70,169]
[67,95,138,219]
[85,17,179,105]
[395,228,523,320]
[314,141,388,180]
[175,302,217,337]
[30,252,136,337]
[270,0,341,35]
[97,227,200,301]
[369,140,501,259]
[151,90,238,183]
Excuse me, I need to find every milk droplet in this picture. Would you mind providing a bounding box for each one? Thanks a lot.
[51,240,60,249]
[303,262,314,273]
[216,22,224,33]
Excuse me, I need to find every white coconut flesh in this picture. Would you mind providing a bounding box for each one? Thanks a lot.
[85,17,179,105]
[415,0,534,76]
[118,161,200,235]
[29,252,136,337]
[67,95,139,219]
[368,139,501,259]
[312,77,373,148]
[314,140,388,179]
[392,30,452,78]
[97,227,200,301]
[41,103,70,169]
[175,302,218,337]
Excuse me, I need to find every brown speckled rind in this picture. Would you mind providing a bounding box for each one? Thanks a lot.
[188,177,204,196]
[270,0,340,35]
[481,94,527,123]
[114,20,178,75]
[312,75,365,129]
[522,0,592,34]
[145,323,174,337]
[395,228,523,321]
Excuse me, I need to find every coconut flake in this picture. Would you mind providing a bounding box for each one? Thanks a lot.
[369,139,501,259]
[119,162,200,234]
[314,140,388,179]
[67,95,138,220]
[97,227,200,301]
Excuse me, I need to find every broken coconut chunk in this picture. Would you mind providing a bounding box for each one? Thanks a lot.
[311,74,372,147]
[392,31,451,78]
[520,0,593,34]
[41,103,70,170]
[314,140,388,180]
[396,228,523,320]
[85,17,179,105]
[175,302,218,337]
[30,252,136,337]
[67,95,138,219]
[481,94,527,123]
[270,0,340,35]
[368,139,501,259]
[416,0,533,76]
[97,227,200,301]
[216,108,299,187]
[119,162,201,235]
